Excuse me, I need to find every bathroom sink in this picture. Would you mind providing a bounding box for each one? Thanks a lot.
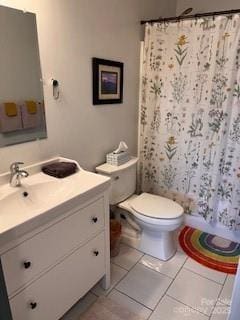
[0,157,110,246]
[22,179,73,206]
[0,188,38,217]
[0,180,63,214]
[0,176,71,233]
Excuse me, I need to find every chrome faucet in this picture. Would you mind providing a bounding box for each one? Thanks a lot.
[10,162,29,187]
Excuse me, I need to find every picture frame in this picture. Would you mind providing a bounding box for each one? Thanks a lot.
[92,58,124,105]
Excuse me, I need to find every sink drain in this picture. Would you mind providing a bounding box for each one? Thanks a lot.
[23,191,29,197]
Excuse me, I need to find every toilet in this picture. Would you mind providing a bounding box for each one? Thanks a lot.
[96,157,184,260]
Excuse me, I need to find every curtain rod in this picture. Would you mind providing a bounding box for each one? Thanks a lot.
[140,8,240,25]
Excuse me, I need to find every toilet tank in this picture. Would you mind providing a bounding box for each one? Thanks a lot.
[96,157,138,205]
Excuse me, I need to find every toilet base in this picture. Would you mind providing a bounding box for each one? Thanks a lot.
[139,230,176,261]
[117,194,183,261]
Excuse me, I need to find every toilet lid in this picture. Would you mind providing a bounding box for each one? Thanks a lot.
[130,193,184,219]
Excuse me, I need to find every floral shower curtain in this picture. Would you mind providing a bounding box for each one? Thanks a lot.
[139,15,240,230]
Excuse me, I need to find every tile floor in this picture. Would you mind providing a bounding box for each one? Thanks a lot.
[62,242,234,320]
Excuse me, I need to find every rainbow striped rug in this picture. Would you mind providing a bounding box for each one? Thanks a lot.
[179,226,240,274]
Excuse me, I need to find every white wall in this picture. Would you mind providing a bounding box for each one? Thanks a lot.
[177,0,240,15]
[0,0,176,174]
[142,0,176,20]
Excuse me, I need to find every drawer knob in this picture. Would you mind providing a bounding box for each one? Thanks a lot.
[93,250,99,256]
[23,261,31,269]
[30,302,37,310]
[92,217,98,223]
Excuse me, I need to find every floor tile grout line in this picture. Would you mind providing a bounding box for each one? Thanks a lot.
[110,244,144,271]
[119,242,188,279]
[210,304,231,320]
[111,244,227,318]
[209,274,231,318]
[149,251,190,313]
[90,291,98,298]
[62,292,99,320]
[94,244,145,297]
[115,278,174,312]
[146,312,152,319]
[120,241,144,254]
[109,242,230,319]
[138,261,175,280]
[142,233,189,316]
[111,243,144,267]
[115,248,144,275]
[113,287,154,312]
[165,294,210,318]
[139,250,190,316]
[111,252,176,312]
[104,267,214,317]
[147,252,189,315]
[214,274,228,308]
[104,271,127,298]
[149,276,175,315]
[168,257,226,318]
[139,251,188,276]
[115,245,192,279]
[78,239,231,319]
[111,247,187,319]
[171,252,189,280]
[146,254,196,317]
[183,266,227,285]
[110,261,131,272]
[90,264,127,298]
[146,253,229,318]
[114,285,158,312]
[105,251,145,298]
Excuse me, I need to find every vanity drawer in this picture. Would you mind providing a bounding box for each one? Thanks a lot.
[10,232,105,320]
[2,197,105,296]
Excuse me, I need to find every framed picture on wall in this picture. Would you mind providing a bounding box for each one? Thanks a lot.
[92,58,124,105]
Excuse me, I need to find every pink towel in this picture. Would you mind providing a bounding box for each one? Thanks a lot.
[0,103,23,133]
[21,101,43,129]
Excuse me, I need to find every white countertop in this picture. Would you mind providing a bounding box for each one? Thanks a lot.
[0,157,110,248]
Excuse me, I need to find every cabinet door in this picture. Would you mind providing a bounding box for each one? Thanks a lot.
[10,232,105,320]
[2,197,104,296]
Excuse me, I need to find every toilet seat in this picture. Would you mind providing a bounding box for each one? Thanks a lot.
[130,193,184,220]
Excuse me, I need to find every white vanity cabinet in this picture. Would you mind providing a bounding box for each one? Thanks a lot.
[9,232,106,320]
[2,198,105,297]
[0,158,111,320]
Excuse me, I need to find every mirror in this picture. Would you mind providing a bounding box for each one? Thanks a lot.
[0,5,47,147]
